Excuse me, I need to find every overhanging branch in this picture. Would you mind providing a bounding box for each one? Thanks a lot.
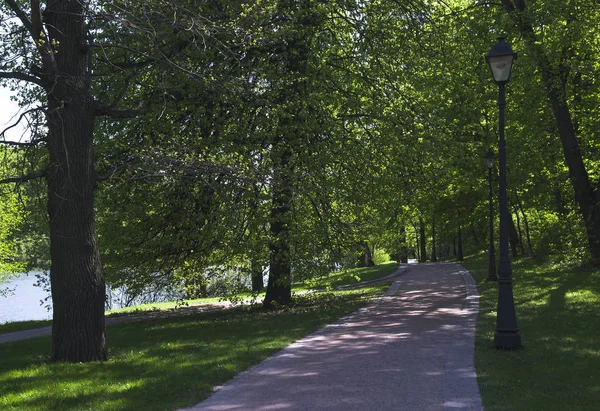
[4,0,34,37]
[0,139,45,147]
[95,101,144,119]
[0,106,45,138]
[0,169,46,185]
[0,71,44,87]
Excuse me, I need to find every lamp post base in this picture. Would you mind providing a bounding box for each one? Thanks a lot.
[494,331,523,350]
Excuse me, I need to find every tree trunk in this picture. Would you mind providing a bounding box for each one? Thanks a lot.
[431,216,437,262]
[264,151,292,308]
[251,261,264,292]
[457,225,464,261]
[511,200,525,256]
[399,225,408,263]
[502,0,600,264]
[412,222,420,261]
[362,242,375,267]
[419,217,426,262]
[515,193,535,257]
[44,1,107,362]
[453,236,457,256]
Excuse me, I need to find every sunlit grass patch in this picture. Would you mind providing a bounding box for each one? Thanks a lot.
[0,284,388,411]
[301,261,399,289]
[462,252,600,410]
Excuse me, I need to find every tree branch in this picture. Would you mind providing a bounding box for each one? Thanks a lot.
[30,0,57,82]
[0,169,46,185]
[499,0,516,12]
[0,139,44,147]
[95,101,144,119]
[0,70,44,86]
[1,106,45,138]
[3,0,34,37]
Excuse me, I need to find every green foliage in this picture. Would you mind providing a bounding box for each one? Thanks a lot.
[372,249,391,265]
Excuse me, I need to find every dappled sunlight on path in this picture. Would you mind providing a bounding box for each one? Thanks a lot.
[181,263,483,411]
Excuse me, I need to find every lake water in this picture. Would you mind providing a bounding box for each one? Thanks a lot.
[0,272,52,324]
[0,272,184,324]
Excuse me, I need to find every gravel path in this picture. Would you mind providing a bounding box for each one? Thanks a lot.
[180,262,483,411]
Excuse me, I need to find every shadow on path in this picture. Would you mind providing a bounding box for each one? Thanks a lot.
[181,262,483,411]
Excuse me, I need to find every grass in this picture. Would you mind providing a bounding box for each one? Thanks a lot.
[461,252,600,411]
[0,297,223,335]
[0,320,51,335]
[0,283,389,411]
[0,263,398,410]
[301,261,399,289]
[0,262,400,335]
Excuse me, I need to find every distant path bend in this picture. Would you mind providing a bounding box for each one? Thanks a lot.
[181,262,483,411]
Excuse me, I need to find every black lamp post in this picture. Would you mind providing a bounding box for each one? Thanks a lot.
[484,149,497,282]
[486,37,522,349]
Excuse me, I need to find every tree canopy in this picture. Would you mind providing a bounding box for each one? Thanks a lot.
[0,0,599,361]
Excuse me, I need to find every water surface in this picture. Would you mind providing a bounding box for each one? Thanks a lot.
[0,272,52,324]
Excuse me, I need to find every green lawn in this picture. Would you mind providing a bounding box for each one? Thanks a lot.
[0,262,400,335]
[0,297,224,335]
[461,253,600,411]
[301,260,399,289]
[0,264,398,411]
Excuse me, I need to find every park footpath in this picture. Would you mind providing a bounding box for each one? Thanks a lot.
[0,263,484,410]
[180,262,484,411]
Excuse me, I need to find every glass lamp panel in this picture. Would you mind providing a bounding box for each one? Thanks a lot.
[488,55,514,82]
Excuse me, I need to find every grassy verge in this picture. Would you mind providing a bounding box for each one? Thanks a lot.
[0,283,388,411]
[0,297,223,335]
[461,253,600,411]
[301,261,399,289]
[0,262,400,335]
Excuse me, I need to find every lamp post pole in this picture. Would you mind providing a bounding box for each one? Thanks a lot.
[486,37,522,349]
[485,149,497,282]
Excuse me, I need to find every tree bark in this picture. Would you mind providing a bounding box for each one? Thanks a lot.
[419,217,426,262]
[515,193,535,256]
[264,149,293,308]
[501,0,600,263]
[251,261,264,292]
[511,200,525,255]
[359,242,375,267]
[431,216,437,262]
[399,225,408,263]
[43,1,107,362]
[457,225,464,261]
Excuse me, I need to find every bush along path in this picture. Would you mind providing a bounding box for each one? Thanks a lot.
[180,262,483,411]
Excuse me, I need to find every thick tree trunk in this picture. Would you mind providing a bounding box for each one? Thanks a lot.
[264,155,292,308]
[263,0,320,306]
[502,0,600,263]
[44,1,107,362]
